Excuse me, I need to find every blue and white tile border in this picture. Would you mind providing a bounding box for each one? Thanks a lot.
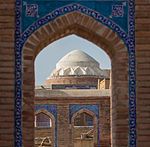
[15,1,136,147]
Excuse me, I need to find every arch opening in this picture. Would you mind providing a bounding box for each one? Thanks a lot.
[34,34,111,147]
[34,110,55,147]
[22,11,128,147]
[35,112,52,128]
[71,109,98,147]
[35,34,111,85]
[74,112,94,127]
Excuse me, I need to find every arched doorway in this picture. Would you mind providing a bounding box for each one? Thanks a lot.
[71,109,98,147]
[34,109,55,147]
[34,34,111,86]
[16,8,129,146]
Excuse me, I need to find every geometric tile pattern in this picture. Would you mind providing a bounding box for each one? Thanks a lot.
[112,5,124,17]
[25,4,38,17]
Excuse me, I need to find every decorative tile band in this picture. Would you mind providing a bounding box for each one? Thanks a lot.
[15,1,22,146]
[128,1,136,146]
[21,3,128,42]
[15,1,136,147]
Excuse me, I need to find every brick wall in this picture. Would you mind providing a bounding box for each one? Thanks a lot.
[98,79,110,89]
[0,1,15,146]
[57,104,70,147]
[0,0,150,146]
[44,76,99,86]
[23,12,128,147]
[35,128,54,147]
[35,97,110,147]
[135,0,150,146]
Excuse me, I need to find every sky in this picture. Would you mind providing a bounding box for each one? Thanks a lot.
[35,35,111,85]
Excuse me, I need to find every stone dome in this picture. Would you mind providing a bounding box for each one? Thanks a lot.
[48,50,108,78]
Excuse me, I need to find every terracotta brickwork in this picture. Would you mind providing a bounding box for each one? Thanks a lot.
[44,76,99,86]
[22,12,128,147]
[135,0,150,146]
[35,109,55,147]
[98,79,110,90]
[0,0,150,146]
[35,128,54,147]
[35,96,110,147]
[72,111,97,147]
[0,0,15,146]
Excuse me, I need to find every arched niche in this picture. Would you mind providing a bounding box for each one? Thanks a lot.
[21,11,128,147]
[34,109,55,147]
[71,109,98,147]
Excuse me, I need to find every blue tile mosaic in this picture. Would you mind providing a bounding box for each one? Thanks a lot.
[15,0,136,146]
[21,0,128,33]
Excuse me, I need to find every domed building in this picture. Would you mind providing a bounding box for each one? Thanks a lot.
[34,50,111,147]
[44,50,110,89]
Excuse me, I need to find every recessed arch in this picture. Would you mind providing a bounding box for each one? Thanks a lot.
[71,109,97,123]
[35,109,55,125]
[34,109,55,147]
[71,109,98,147]
[21,10,129,147]
[23,12,126,60]
[71,109,97,125]
[34,34,111,85]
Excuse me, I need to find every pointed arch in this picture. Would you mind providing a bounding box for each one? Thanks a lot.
[34,109,55,147]
[20,8,129,147]
[23,11,127,60]
[71,109,98,147]
[35,109,55,127]
[71,108,97,125]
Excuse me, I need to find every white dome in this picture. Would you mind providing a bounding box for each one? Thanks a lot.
[49,50,109,77]
[56,50,100,69]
